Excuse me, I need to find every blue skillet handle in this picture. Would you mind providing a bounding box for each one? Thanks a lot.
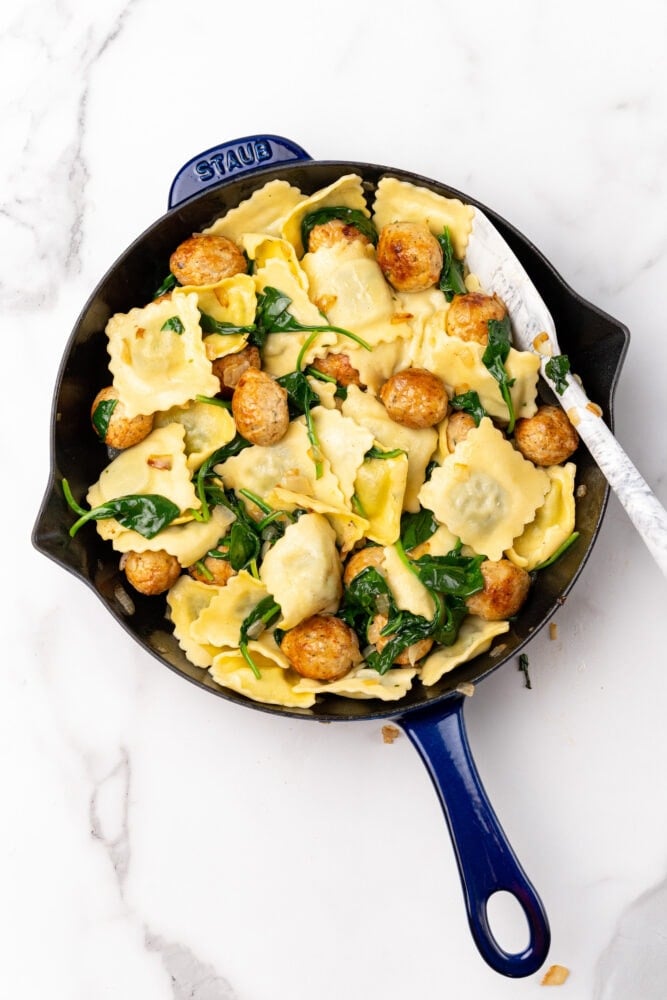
[168,134,312,209]
[399,696,550,978]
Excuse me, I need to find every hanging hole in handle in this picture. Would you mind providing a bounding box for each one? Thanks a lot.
[485,891,531,955]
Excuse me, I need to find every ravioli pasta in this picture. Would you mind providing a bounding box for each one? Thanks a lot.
[75,170,581,710]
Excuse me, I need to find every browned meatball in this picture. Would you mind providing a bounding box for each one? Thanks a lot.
[121,550,181,595]
[514,405,579,466]
[343,546,385,587]
[231,368,289,446]
[367,613,434,665]
[307,219,372,253]
[309,352,364,388]
[211,345,261,397]
[281,615,362,681]
[376,222,443,292]
[445,292,507,345]
[446,411,476,451]
[169,234,247,286]
[188,556,236,586]
[465,559,531,621]
[379,368,448,429]
[91,386,154,449]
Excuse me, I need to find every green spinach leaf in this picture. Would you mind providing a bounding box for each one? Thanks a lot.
[91,397,118,441]
[300,206,378,250]
[194,433,252,520]
[62,479,180,539]
[365,445,406,460]
[483,316,516,433]
[449,389,487,426]
[412,552,485,598]
[399,509,439,550]
[160,316,185,334]
[437,227,467,301]
[239,597,282,678]
[153,273,177,298]
[276,370,324,478]
[545,354,571,395]
[254,286,371,362]
[198,312,256,337]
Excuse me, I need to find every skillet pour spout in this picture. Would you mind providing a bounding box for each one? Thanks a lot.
[32,135,629,977]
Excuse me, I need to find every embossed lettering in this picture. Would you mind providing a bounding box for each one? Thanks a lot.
[255,140,273,162]
[210,153,226,176]
[195,160,215,182]
[194,139,275,187]
[237,143,255,166]
[226,150,242,172]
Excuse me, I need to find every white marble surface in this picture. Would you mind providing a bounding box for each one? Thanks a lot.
[4,0,667,996]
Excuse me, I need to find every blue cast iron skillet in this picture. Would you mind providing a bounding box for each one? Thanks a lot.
[32,135,628,978]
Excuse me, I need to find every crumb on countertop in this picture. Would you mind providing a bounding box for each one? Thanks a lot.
[541,964,570,986]
[381,725,401,744]
[549,622,558,640]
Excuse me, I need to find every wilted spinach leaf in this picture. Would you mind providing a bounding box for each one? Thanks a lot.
[300,206,378,250]
[437,227,467,301]
[91,397,118,441]
[545,353,571,395]
[483,316,516,432]
[449,390,486,426]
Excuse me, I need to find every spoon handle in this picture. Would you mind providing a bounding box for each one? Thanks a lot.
[559,377,667,578]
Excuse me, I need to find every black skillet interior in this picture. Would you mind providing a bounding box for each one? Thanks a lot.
[32,161,629,721]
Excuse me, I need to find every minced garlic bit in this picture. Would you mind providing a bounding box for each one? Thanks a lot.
[391,312,413,323]
[566,407,580,427]
[549,622,558,640]
[575,484,588,498]
[147,454,173,470]
[381,724,401,744]
[455,682,475,697]
[541,964,570,986]
[314,295,337,313]
[532,331,552,355]
[586,401,603,417]
[489,643,508,659]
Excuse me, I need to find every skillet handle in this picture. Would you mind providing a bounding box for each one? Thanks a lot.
[399,696,550,977]
[168,134,312,209]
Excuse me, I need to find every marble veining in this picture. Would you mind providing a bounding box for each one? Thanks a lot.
[6,0,667,997]
[89,746,132,894]
[144,935,238,1000]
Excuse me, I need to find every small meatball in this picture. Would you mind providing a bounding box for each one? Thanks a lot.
[376,222,443,292]
[380,368,448,429]
[121,550,181,595]
[465,559,531,621]
[514,405,579,466]
[446,411,476,451]
[445,292,507,345]
[307,219,371,253]
[231,368,289,446]
[212,345,261,397]
[343,546,385,587]
[367,613,434,666]
[309,352,364,388]
[281,615,362,682]
[188,557,236,586]
[90,386,154,449]
[169,234,247,286]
